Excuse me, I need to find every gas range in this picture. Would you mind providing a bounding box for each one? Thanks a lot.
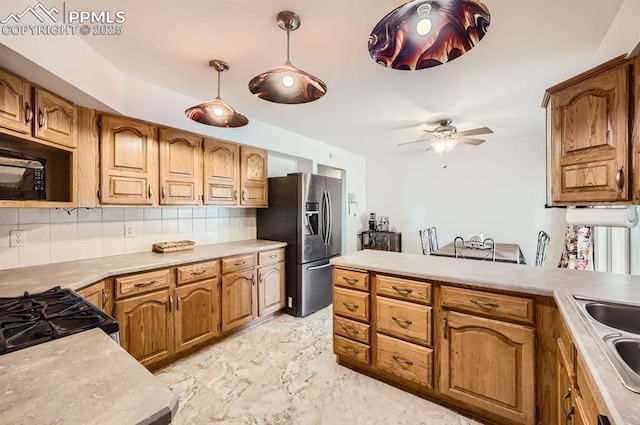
[0,286,119,355]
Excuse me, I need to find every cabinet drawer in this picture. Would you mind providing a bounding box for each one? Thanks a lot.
[376,275,431,305]
[258,248,285,265]
[376,333,433,389]
[222,254,256,274]
[115,268,172,299]
[441,285,535,324]
[177,260,220,285]
[334,315,370,344]
[334,335,370,365]
[376,297,431,346]
[334,267,369,291]
[334,287,370,323]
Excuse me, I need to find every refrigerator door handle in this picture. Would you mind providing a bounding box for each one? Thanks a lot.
[322,190,329,245]
[307,263,332,271]
[326,189,333,246]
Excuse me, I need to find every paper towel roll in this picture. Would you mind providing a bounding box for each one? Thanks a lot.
[566,207,639,228]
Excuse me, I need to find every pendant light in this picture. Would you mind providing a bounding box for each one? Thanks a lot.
[185,60,249,128]
[249,11,327,104]
[368,0,491,70]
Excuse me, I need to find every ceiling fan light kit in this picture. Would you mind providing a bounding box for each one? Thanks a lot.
[399,119,493,153]
[185,60,249,128]
[248,11,327,104]
[368,0,491,70]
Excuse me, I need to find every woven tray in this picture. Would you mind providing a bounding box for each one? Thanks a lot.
[152,240,195,253]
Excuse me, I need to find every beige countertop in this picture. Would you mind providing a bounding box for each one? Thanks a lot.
[0,239,286,425]
[331,250,640,425]
[0,328,178,425]
[0,239,287,297]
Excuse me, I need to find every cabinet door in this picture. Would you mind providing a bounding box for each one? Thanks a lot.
[175,279,220,352]
[100,115,157,205]
[440,310,536,425]
[221,269,257,332]
[258,262,284,316]
[159,129,201,205]
[203,138,239,205]
[115,290,173,367]
[34,87,77,148]
[0,68,31,135]
[76,280,107,313]
[550,65,629,203]
[558,339,575,425]
[240,146,267,206]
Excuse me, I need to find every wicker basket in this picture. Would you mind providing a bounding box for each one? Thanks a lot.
[152,240,196,253]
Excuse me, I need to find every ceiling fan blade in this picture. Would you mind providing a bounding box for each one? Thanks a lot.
[425,145,433,151]
[422,129,436,135]
[457,127,493,137]
[457,137,485,146]
[398,137,433,146]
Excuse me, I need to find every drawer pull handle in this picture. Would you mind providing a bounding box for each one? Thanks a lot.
[392,355,413,367]
[235,260,247,266]
[267,254,278,259]
[343,302,359,311]
[341,325,360,335]
[392,286,413,295]
[343,277,359,284]
[190,269,207,275]
[470,299,499,308]
[443,317,448,340]
[344,347,360,355]
[134,280,157,287]
[101,288,108,308]
[391,316,413,327]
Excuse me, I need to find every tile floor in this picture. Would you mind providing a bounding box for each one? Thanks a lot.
[155,306,483,425]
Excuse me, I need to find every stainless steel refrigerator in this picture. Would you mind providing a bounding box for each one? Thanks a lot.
[257,173,342,317]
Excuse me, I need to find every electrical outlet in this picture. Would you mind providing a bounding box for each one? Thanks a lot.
[10,230,26,247]
[236,219,242,229]
[287,297,293,308]
[124,223,137,238]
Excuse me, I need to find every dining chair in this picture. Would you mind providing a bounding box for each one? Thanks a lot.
[419,227,438,255]
[535,230,551,266]
[454,236,496,261]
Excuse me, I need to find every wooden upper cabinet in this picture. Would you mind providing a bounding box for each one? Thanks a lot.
[100,115,157,205]
[440,310,536,425]
[159,129,201,205]
[33,87,77,148]
[545,55,631,204]
[240,146,267,207]
[0,68,31,135]
[203,138,239,205]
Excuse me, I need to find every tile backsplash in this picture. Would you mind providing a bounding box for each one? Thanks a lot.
[0,207,257,271]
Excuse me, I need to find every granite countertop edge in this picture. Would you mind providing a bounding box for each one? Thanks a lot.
[330,250,640,425]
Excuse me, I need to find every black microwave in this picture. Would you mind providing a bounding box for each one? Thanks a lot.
[0,148,46,200]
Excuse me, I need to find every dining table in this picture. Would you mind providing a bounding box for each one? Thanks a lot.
[431,241,526,264]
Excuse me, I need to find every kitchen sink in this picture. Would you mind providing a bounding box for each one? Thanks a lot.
[585,302,640,335]
[615,340,640,375]
[572,296,640,393]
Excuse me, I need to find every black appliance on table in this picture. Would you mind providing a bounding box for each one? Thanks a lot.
[257,173,342,317]
[0,286,119,355]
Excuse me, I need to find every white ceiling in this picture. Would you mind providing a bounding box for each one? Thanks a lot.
[55,1,628,154]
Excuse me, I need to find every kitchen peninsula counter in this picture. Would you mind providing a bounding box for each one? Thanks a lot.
[331,250,640,425]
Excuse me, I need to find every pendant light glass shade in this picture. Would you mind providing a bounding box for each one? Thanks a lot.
[185,60,248,127]
[249,11,327,104]
[368,0,491,71]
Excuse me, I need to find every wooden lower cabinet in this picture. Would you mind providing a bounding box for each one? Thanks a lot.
[440,310,536,425]
[376,333,433,389]
[175,279,220,352]
[221,268,257,332]
[76,280,110,314]
[115,290,174,368]
[257,261,285,316]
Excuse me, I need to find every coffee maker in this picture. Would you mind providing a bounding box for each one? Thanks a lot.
[368,213,377,230]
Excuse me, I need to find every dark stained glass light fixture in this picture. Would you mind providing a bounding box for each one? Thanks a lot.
[185,60,249,128]
[249,11,327,104]
[368,0,491,71]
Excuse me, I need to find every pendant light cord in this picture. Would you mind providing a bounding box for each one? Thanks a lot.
[286,27,291,63]
[216,69,221,99]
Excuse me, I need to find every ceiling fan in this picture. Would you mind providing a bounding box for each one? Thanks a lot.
[399,119,493,153]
